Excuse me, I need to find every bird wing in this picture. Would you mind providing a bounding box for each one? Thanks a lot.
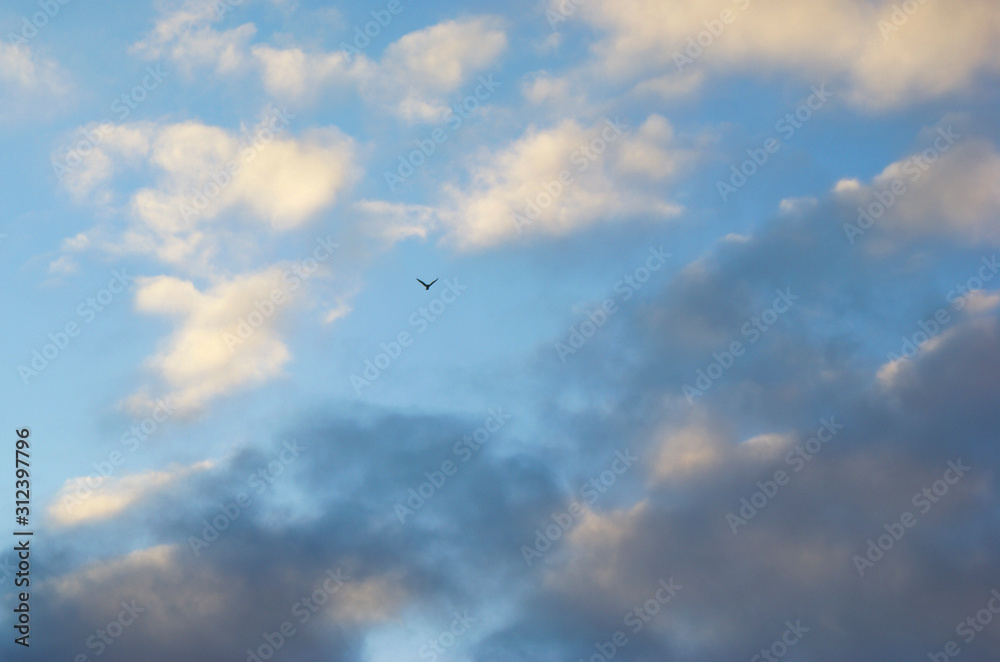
[427,278,438,287]
[416,278,429,287]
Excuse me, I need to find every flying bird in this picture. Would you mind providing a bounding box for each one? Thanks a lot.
[416,278,438,290]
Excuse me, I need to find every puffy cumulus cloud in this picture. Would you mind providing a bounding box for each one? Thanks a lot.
[836,134,1000,246]
[616,114,682,179]
[131,0,257,74]
[134,8,505,119]
[360,17,507,122]
[57,113,355,269]
[47,460,216,527]
[438,114,687,250]
[250,17,506,120]
[569,0,1000,109]
[58,121,155,203]
[129,267,303,415]
[251,44,354,99]
[0,43,70,121]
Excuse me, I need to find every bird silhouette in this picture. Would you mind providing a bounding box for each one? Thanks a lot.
[416,278,438,290]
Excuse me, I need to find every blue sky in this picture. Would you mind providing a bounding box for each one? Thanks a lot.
[2,0,1000,660]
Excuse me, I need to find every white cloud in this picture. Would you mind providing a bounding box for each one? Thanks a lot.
[964,290,1000,314]
[251,17,506,121]
[48,255,78,275]
[438,114,686,249]
[571,0,1000,109]
[778,197,818,215]
[522,72,572,105]
[58,113,356,269]
[353,199,439,243]
[837,136,1000,245]
[132,0,256,73]
[129,267,303,414]
[251,44,354,99]
[0,43,70,121]
[633,70,705,99]
[362,17,507,121]
[136,7,506,120]
[48,460,215,526]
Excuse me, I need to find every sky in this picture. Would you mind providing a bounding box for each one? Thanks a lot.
[1,0,1000,660]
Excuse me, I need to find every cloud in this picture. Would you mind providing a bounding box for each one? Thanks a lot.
[58,113,356,269]
[132,0,257,74]
[128,267,303,415]
[251,44,354,99]
[570,0,1000,109]
[438,114,687,249]
[48,460,216,527]
[135,7,506,120]
[359,17,507,121]
[48,255,78,275]
[251,17,506,120]
[0,43,70,121]
[650,418,728,481]
[352,199,439,244]
[32,415,547,661]
[836,134,1000,246]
